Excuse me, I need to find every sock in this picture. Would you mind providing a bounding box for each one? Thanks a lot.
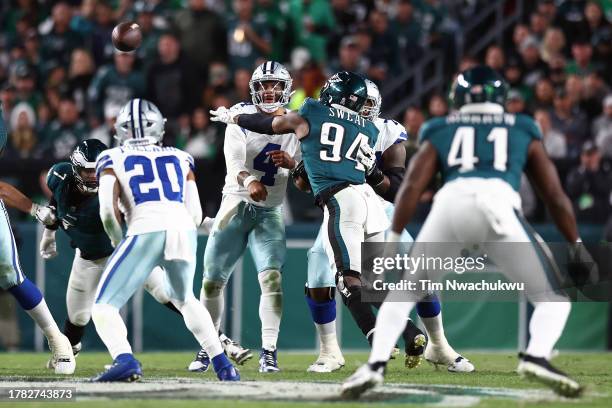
[421,313,449,346]
[8,278,43,310]
[526,302,571,358]
[369,301,415,364]
[176,297,223,358]
[201,280,225,332]
[26,299,62,339]
[211,352,232,372]
[258,270,282,351]
[305,296,341,355]
[342,286,377,341]
[91,303,133,360]
[63,319,86,346]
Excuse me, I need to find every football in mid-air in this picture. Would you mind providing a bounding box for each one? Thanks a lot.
[111,22,142,52]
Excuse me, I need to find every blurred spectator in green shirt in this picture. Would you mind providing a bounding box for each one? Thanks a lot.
[289,0,335,64]
[227,0,272,72]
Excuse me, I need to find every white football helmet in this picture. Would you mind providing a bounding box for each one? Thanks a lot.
[360,79,382,120]
[114,98,166,146]
[249,61,293,113]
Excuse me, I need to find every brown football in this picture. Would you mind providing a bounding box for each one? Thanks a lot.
[111,22,142,52]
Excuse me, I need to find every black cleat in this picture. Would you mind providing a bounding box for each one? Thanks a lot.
[517,352,583,398]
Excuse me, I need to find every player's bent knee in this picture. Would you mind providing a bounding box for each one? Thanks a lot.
[202,279,226,298]
[258,269,282,294]
[68,310,91,327]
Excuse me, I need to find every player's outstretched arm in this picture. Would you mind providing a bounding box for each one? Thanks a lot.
[185,170,203,227]
[98,168,123,247]
[211,107,309,138]
[0,181,56,225]
[390,141,438,236]
[525,140,579,243]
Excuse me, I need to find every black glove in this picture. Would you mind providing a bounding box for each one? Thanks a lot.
[291,160,312,193]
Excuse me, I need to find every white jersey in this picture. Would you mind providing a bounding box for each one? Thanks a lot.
[222,103,300,208]
[373,117,408,155]
[96,145,196,236]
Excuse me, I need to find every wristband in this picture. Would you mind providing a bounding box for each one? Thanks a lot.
[243,175,259,188]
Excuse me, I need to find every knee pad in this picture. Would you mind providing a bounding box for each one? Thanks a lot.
[258,269,282,294]
[68,309,91,327]
[201,279,226,299]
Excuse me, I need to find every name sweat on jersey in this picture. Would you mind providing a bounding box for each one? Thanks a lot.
[419,108,542,192]
[222,103,300,208]
[96,144,196,236]
[298,98,379,196]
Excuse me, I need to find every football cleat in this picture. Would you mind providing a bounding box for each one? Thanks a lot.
[47,334,75,375]
[341,363,384,399]
[405,333,427,369]
[92,353,142,382]
[425,343,475,372]
[259,348,280,373]
[517,352,583,398]
[188,348,210,372]
[220,333,253,365]
[72,342,82,358]
[307,351,345,373]
[216,364,241,381]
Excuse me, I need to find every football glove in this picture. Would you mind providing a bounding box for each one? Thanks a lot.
[356,143,377,175]
[210,106,239,125]
[30,203,57,226]
[39,228,57,260]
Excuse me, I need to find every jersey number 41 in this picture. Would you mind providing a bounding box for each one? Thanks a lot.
[448,126,508,172]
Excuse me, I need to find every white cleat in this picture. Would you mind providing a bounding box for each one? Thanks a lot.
[220,334,253,365]
[340,364,384,399]
[307,352,345,373]
[47,334,76,375]
[425,343,474,373]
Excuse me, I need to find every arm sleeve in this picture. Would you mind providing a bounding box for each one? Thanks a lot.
[224,125,249,183]
[95,152,114,179]
[98,173,123,247]
[184,179,203,227]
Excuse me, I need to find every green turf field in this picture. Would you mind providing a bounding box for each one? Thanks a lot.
[0,352,610,407]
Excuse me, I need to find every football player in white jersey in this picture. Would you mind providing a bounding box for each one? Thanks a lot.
[191,61,299,373]
[91,98,239,382]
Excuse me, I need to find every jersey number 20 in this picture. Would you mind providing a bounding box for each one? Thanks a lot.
[125,155,184,204]
[447,126,508,172]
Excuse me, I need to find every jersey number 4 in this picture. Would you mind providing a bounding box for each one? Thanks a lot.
[447,126,508,172]
[125,155,184,204]
[319,122,368,171]
[253,143,282,186]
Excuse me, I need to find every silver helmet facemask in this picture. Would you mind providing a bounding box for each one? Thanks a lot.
[114,98,166,146]
[249,61,293,113]
[360,79,382,120]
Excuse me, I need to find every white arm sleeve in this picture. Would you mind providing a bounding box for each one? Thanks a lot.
[98,174,123,247]
[224,124,249,184]
[185,179,203,227]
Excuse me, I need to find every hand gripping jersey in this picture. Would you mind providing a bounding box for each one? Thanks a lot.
[222,102,300,208]
[420,109,542,192]
[95,145,196,236]
[298,98,379,196]
[47,162,114,260]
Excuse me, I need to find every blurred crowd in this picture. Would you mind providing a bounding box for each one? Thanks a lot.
[0,0,611,225]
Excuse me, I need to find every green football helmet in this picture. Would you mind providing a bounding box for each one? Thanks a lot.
[319,71,368,113]
[449,65,508,109]
[70,139,108,194]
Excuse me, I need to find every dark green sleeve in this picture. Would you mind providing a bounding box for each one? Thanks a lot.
[418,119,437,144]
[298,98,314,116]
[517,114,543,141]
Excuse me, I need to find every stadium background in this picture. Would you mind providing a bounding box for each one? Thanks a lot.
[0,0,610,352]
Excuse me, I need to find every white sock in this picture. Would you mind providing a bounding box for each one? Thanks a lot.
[369,301,415,363]
[258,270,282,351]
[317,322,341,356]
[26,299,62,339]
[91,303,132,359]
[315,320,336,336]
[200,280,225,332]
[421,313,450,347]
[177,296,224,358]
[526,302,571,358]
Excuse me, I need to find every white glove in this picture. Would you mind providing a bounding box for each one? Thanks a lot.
[30,203,57,226]
[210,107,239,124]
[199,216,215,235]
[356,143,377,174]
[39,228,57,259]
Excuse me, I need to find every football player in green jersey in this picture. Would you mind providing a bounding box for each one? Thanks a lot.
[211,71,391,369]
[343,66,588,399]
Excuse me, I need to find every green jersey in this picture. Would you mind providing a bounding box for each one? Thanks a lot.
[420,111,542,191]
[47,162,114,260]
[298,98,379,196]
